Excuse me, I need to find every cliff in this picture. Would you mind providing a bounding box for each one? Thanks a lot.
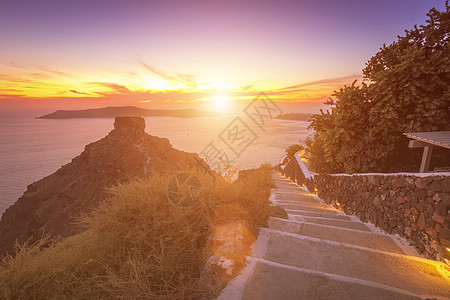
[0,116,210,256]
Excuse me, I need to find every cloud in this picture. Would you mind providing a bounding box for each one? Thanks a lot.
[1,61,76,79]
[259,74,364,103]
[89,82,132,95]
[268,88,308,95]
[0,74,34,83]
[139,60,198,88]
[29,72,53,79]
[57,89,92,95]
[0,88,23,92]
[240,83,255,91]
[70,89,88,95]
[0,94,27,98]
[0,60,365,111]
[279,74,363,91]
[48,70,76,78]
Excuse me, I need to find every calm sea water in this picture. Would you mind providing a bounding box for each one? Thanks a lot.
[0,113,311,214]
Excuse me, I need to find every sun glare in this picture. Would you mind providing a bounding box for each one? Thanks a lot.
[141,76,172,90]
[212,94,229,111]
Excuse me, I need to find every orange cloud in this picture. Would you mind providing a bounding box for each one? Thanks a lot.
[279,74,363,91]
[266,74,365,103]
[89,82,133,95]
[0,60,364,112]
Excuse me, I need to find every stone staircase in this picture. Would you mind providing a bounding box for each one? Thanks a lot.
[218,172,450,300]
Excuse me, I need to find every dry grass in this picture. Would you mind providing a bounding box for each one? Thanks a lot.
[0,165,273,299]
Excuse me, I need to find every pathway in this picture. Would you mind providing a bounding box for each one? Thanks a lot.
[218,171,450,300]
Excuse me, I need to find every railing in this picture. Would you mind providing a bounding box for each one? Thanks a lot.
[279,151,315,192]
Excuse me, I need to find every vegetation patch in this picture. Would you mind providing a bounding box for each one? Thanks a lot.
[0,165,273,299]
[305,4,450,173]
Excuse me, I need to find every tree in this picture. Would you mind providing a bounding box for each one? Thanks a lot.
[307,3,450,173]
[308,81,375,173]
[284,143,304,159]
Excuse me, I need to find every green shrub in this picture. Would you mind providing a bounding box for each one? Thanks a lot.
[307,3,450,173]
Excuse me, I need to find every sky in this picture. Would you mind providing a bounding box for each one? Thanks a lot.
[0,0,446,113]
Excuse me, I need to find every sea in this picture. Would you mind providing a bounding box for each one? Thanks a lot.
[0,111,312,215]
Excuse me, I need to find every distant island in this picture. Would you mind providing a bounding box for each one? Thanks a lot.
[36,106,220,119]
[276,113,312,121]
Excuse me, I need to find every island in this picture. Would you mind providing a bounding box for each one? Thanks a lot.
[276,113,312,121]
[36,106,220,119]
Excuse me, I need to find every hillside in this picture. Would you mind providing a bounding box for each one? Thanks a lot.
[0,117,275,298]
[0,116,210,256]
[36,106,219,119]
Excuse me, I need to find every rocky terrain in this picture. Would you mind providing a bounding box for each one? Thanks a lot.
[0,116,209,256]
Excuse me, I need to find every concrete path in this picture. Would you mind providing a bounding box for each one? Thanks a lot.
[218,171,450,300]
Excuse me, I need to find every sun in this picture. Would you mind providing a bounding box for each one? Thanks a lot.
[212,94,229,111]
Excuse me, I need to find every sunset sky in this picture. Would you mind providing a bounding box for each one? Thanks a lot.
[0,0,445,113]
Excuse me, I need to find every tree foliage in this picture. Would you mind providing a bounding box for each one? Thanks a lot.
[284,143,304,159]
[307,3,450,173]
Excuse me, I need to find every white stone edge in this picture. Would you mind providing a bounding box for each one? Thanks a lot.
[294,150,314,179]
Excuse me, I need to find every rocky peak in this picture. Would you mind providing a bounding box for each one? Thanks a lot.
[0,117,212,256]
[113,116,146,135]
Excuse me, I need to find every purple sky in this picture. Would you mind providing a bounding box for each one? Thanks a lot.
[0,0,445,111]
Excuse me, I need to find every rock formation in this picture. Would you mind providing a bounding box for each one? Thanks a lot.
[0,116,209,256]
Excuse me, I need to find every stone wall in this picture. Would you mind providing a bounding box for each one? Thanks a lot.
[314,174,450,262]
[281,157,450,262]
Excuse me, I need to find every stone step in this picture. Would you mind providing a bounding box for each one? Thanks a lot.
[272,188,305,194]
[290,213,351,220]
[240,258,420,300]
[275,200,320,206]
[268,217,406,254]
[286,209,354,219]
[273,192,319,203]
[274,177,296,184]
[274,180,298,186]
[252,228,450,299]
[272,186,306,193]
[284,207,339,215]
[278,202,338,212]
[290,215,371,231]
